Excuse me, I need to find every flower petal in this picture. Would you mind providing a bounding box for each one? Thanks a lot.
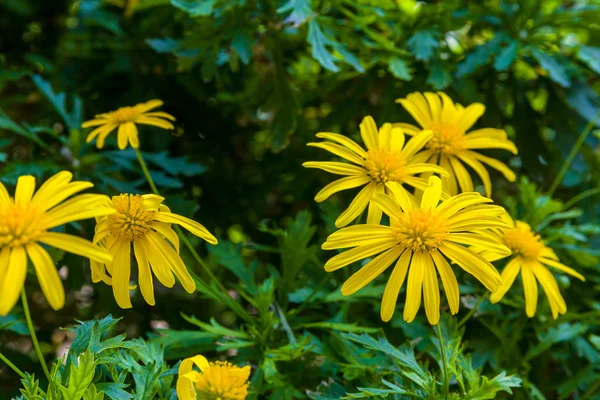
[314,175,371,203]
[307,142,365,165]
[134,239,155,306]
[341,245,403,295]
[315,132,367,158]
[359,116,379,151]
[521,263,538,318]
[0,247,27,316]
[153,212,218,245]
[430,251,460,314]
[439,242,501,292]
[15,175,36,204]
[380,249,411,322]
[302,161,366,176]
[489,258,521,303]
[324,239,398,272]
[422,252,440,325]
[334,182,377,228]
[403,250,424,323]
[39,232,112,264]
[539,257,585,281]
[26,243,65,311]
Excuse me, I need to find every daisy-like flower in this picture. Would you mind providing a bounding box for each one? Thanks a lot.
[486,214,585,319]
[177,354,251,400]
[303,116,448,228]
[322,176,511,325]
[81,99,175,150]
[396,92,518,196]
[0,171,113,315]
[92,193,217,308]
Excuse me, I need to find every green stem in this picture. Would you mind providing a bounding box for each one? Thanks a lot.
[457,294,487,328]
[273,301,296,344]
[548,113,600,197]
[21,288,51,382]
[436,324,450,399]
[582,379,600,399]
[134,148,252,324]
[0,350,26,379]
[562,187,600,211]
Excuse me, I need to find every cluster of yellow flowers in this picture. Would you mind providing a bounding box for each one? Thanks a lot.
[304,91,585,325]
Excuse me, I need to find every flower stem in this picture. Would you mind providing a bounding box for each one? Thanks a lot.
[134,148,252,324]
[436,324,450,399]
[457,293,487,328]
[562,187,600,211]
[21,288,52,382]
[0,350,26,379]
[548,112,600,198]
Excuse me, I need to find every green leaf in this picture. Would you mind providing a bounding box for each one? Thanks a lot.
[181,314,250,339]
[426,61,452,90]
[0,161,61,186]
[19,373,44,400]
[494,40,519,71]
[83,385,105,400]
[307,20,340,72]
[531,50,571,88]
[0,109,46,147]
[388,58,412,81]
[407,30,439,61]
[0,312,29,335]
[277,0,312,26]
[151,330,216,359]
[31,74,82,132]
[464,371,522,400]
[207,240,258,293]
[67,315,121,357]
[231,31,255,65]
[266,336,313,361]
[170,0,215,16]
[268,63,299,151]
[525,323,588,361]
[577,46,600,74]
[146,38,179,53]
[94,383,133,400]
[58,351,97,400]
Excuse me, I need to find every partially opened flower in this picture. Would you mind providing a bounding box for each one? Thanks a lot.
[322,176,510,325]
[177,354,251,400]
[92,194,217,308]
[303,116,448,227]
[396,92,518,196]
[0,171,113,315]
[82,99,175,150]
[486,214,585,319]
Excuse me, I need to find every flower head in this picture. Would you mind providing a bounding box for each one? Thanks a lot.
[0,171,113,315]
[92,193,217,308]
[322,176,510,325]
[177,354,251,400]
[82,99,175,150]
[303,116,448,228]
[487,214,585,319]
[396,92,518,196]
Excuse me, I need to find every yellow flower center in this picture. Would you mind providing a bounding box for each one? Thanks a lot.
[107,194,154,241]
[392,208,448,252]
[502,222,544,262]
[111,106,139,123]
[0,203,47,248]
[363,149,407,184]
[194,362,250,400]
[428,122,466,155]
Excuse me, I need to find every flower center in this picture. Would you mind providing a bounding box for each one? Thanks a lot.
[107,194,154,241]
[112,106,138,123]
[194,362,249,400]
[363,149,407,184]
[0,203,47,248]
[503,222,543,262]
[428,122,466,155]
[392,209,448,252]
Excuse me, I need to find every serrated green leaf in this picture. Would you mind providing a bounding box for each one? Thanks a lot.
[31,74,82,132]
[170,0,215,16]
[388,58,412,81]
[307,20,340,72]
[83,384,104,400]
[0,109,46,147]
[58,351,97,400]
[208,240,258,293]
[277,0,312,26]
[531,49,571,88]
[577,46,600,74]
[94,383,133,400]
[426,61,452,90]
[495,40,519,71]
[407,30,439,61]
[464,371,522,400]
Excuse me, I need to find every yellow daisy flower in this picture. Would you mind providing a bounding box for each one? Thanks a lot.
[92,193,217,308]
[396,92,518,196]
[303,116,448,228]
[177,354,251,400]
[322,176,510,325]
[81,99,175,150]
[0,171,113,315]
[487,214,585,319]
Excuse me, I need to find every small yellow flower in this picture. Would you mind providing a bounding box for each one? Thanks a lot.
[303,116,448,228]
[92,194,217,308]
[487,214,585,319]
[396,92,518,196]
[177,354,251,400]
[81,99,175,150]
[0,171,113,315]
[322,176,510,325]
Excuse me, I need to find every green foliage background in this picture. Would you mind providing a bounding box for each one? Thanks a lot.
[0,0,599,398]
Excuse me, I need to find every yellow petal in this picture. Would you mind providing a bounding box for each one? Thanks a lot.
[140,236,176,288]
[447,233,511,256]
[0,180,10,205]
[315,132,368,158]
[439,242,501,292]
[134,239,155,306]
[380,249,411,322]
[389,127,406,152]
[314,175,371,203]
[456,102,485,132]
[0,247,10,281]
[403,250,424,323]
[385,181,417,211]
[324,239,398,272]
[15,175,36,204]
[359,116,379,151]
[111,241,132,309]
[371,193,403,220]
[366,185,384,224]
[399,130,433,160]
[0,247,27,316]
[456,152,492,197]
[420,176,442,210]
[341,245,403,295]
[152,222,180,252]
[323,225,393,250]
[26,243,65,311]
[490,258,521,303]
[334,182,377,228]
[117,123,128,150]
[422,253,440,325]
[424,92,442,120]
[302,161,365,176]
[521,263,538,318]
[378,123,392,150]
[468,151,516,182]
[405,163,449,177]
[539,257,585,281]
[177,354,209,400]
[307,142,365,165]
[464,138,518,155]
[449,157,474,192]
[439,155,458,196]
[39,232,112,264]
[147,231,196,294]
[126,122,139,148]
[153,212,218,244]
[430,251,460,314]
[396,97,430,128]
[136,117,175,130]
[531,263,566,319]
[137,99,164,113]
[144,111,176,120]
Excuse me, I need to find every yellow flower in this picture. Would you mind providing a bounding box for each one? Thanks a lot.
[322,176,510,325]
[396,92,518,196]
[0,171,113,315]
[81,99,175,150]
[92,194,217,308]
[487,214,585,319]
[303,116,448,228]
[177,354,251,400]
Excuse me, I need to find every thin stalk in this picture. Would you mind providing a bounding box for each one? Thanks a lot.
[548,113,600,197]
[563,187,600,211]
[436,324,450,399]
[581,380,600,399]
[21,289,51,382]
[134,148,252,324]
[273,302,296,344]
[0,351,26,379]
[457,294,487,328]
